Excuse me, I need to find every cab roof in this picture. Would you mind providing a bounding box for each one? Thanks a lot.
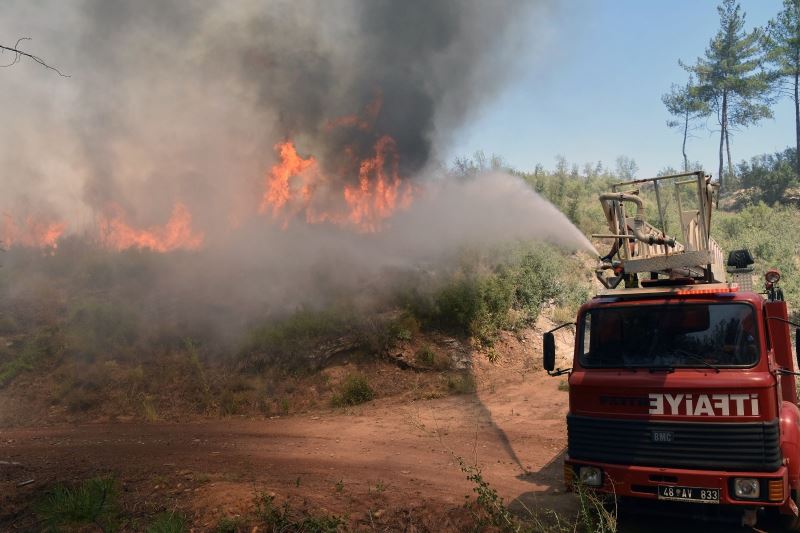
[595,282,742,300]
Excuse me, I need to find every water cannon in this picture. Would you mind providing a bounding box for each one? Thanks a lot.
[593,171,725,289]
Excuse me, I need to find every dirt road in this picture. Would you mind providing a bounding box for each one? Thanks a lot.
[0,365,757,531]
[0,367,574,530]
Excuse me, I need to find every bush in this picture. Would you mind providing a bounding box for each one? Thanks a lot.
[147,511,188,533]
[447,372,476,394]
[65,298,140,361]
[254,492,342,532]
[0,327,63,387]
[403,244,590,344]
[415,345,450,370]
[238,307,358,372]
[713,203,800,316]
[388,313,420,342]
[734,147,799,205]
[331,373,374,407]
[36,476,119,532]
[215,516,246,533]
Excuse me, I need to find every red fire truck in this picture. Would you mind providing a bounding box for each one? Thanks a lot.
[543,171,800,528]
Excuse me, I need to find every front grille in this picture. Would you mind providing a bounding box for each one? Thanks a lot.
[567,414,781,472]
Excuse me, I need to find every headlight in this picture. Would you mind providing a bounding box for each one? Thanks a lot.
[765,269,781,284]
[579,466,602,487]
[733,478,760,499]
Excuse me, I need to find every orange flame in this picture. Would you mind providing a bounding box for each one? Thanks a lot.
[99,202,204,252]
[260,94,413,232]
[343,135,412,232]
[1,213,65,249]
[259,141,319,222]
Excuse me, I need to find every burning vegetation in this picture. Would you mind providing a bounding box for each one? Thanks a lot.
[260,97,414,233]
[0,0,546,255]
[0,2,595,528]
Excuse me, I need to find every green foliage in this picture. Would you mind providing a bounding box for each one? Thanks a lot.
[456,456,617,533]
[253,492,342,533]
[451,150,508,179]
[457,457,517,530]
[142,397,159,421]
[0,327,62,387]
[389,313,419,342]
[415,345,450,370]
[147,511,188,533]
[661,76,708,171]
[214,516,246,533]
[680,0,773,188]
[764,0,800,81]
[331,373,374,407]
[573,482,618,533]
[36,476,119,532]
[404,244,590,345]
[446,372,476,394]
[734,147,799,204]
[65,298,140,361]
[239,308,357,372]
[713,202,800,315]
[764,0,800,177]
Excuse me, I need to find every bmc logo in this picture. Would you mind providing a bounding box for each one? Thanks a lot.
[648,393,759,417]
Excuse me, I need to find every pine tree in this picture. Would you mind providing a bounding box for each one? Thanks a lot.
[681,0,773,196]
[662,76,708,171]
[764,0,800,178]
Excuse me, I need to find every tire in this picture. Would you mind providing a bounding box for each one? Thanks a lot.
[782,490,800,532]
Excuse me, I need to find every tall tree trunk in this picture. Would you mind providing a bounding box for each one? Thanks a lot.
[795,68,800,179]
[682,109,689,172]
[725,127,734,188]
[718,91,727,207]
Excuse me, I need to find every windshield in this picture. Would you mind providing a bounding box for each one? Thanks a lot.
[579,303,759,369]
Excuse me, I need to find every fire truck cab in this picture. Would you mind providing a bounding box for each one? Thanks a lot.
[543,171,800,528]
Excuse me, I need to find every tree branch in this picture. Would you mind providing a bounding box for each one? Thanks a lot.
[0,37,68,77]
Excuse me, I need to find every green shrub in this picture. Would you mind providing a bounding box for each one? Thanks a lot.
[0,327,63,387]
[331,373,374,407]
[415,345,450,370]
[239,307,358,372]
[388,313,420,342]
[254,492,342,533]
[714,203,800,316]
[415,345,436,366]
[147,511,188,533]
[447,372,476,395]
[36,476,119,532]
[403,244,590,344]
[142,397,159,421]
[215,516,246,533]
[65,298,140,361]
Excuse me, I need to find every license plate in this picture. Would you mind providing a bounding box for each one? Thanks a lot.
[658,485,720,504]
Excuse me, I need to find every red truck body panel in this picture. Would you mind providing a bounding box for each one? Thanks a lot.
[564,289,800,519]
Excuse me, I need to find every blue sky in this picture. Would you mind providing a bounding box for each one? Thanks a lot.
[450,0,792,178]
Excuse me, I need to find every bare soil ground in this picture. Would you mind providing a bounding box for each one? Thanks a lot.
[0,323,756,531]
[0,324,578,531]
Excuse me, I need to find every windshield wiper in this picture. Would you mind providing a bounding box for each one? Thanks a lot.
[648,366,675,374]
[671,350,721,373]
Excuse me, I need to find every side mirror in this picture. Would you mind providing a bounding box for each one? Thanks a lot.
[543,332,556,372]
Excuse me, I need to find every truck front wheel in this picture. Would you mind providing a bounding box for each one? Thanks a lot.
[782,490,800,532]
